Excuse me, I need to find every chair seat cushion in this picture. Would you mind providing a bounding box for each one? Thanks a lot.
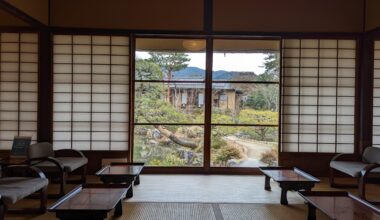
[330,161,380,177]
[35,157,88,172]
[0,177,48,205]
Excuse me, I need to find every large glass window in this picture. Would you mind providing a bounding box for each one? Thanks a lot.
[53,35,130,151]
[133,38,206,167]
[133,38,280,168]
[210,39,280,167]
[281,39,356,153]
[0,33,38,149]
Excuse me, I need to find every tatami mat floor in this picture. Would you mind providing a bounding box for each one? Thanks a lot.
[5,175,380,220]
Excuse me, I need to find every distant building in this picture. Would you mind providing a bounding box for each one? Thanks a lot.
[168,67,253,113]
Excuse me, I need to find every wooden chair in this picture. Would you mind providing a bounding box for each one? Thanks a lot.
[0,165,48,220]
[27,142,88,197]
[330,146,380,200]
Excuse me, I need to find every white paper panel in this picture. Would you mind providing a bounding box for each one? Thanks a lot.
[73,122,91,131]
[301,49,318,57]
[93,45,110,54]
[111,122,128,131]
[53,122,71,131]
[281,143,298,152]
[299,124,317,133]
[73,35,91,44]
[301,40,318,48]
[92,122,109,131]
[111,66,128,74]
[283,39,300,48]
[299,144,317,152]
[54,35,129,150]
[73,55,91,63]
[281,38,355,153]
[72,142,90,150]
[320,59,337,68]
[0,32,38,148]
[112,36,129,45]
[318,144,334,153]
[111,46,129,55]
[111,142,128,151]
[320,40,337,48]
[54,64,72,74]
[73,45,91,54]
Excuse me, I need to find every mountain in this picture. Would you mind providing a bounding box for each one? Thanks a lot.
[172,67,257,81]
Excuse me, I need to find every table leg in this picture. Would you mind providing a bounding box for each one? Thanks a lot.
[126,185,133,198]
[307,203,316,220]
[280,188,288,205]
[114,200,123,216]
[264,175,271,191]
[134,175,140,185]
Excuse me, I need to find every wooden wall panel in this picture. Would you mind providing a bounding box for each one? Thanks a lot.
[0,9,28,26]
[51,0,203,31]
[214,0,364,33]
[365,0,380,31]
[4,0,49,25]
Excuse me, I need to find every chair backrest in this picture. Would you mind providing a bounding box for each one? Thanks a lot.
[27,142,54,159]
[362,146,380,164]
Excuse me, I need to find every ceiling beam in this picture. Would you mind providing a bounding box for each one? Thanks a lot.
[0,0,47,29]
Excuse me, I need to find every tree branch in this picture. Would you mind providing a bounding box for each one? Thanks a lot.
[153,125,198,149]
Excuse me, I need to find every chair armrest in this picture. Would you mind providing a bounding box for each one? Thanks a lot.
[3,165,46,178]
[26,157,65,172]
[331,153,346,161]
[55,149,86,158]
[360,163,380,178]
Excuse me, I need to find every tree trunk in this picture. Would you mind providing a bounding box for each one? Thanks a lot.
[153,125,198,149]
[167,69,172,102]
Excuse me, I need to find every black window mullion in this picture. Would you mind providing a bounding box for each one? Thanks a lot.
[70,35,74,149]
[90,36,93,151]
[335,40,339,153]
[17,33,21,136]
[109,36,112,151]
[297,39,301,152]
[316,39,320,153]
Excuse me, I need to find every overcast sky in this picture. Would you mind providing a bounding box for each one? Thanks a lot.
[136,52,267,74]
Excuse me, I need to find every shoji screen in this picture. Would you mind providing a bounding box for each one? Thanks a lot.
[281,39,356,153]
[0,33,38,149]
[53,35,129,151]
[373,41,380,146]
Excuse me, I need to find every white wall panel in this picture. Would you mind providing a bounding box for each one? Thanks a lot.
[281,39,356,153]
[53,35,129,151]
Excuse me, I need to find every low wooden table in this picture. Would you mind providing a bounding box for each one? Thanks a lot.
[259,167,320,205]
[299,191,380,220]
[95,162,144,198]
[48,184,128,220]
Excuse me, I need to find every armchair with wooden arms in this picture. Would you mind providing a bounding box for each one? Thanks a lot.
[329,146,380,201]
[26,142,88,197]
[0,165,48,220]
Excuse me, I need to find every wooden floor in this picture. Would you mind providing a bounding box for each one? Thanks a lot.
[5,175,380,220]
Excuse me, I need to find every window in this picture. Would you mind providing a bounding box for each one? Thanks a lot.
[211,39,280,167]
[53,35,129,151]
[133,38,280,168]
[0,33,38,149]
[281,39,356,153]
[133,38,206,167]
[373,41,380,146]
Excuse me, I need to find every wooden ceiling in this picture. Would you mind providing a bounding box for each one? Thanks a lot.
[0,0,379,32]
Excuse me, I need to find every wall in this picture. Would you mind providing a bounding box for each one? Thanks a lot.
[51,0,204,31]
[0,9,28,26]
[5,0,49,25]
[213,0,364,33]
[365,0,380,31]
